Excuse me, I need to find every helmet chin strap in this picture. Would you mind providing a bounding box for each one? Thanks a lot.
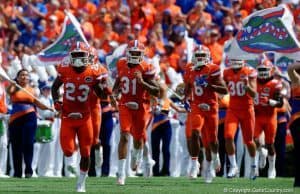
[73,59,85,67]
[128,62,142,69]
[193,61,207,70]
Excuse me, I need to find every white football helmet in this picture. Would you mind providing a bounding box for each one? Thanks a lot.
[229,58,244,69]
[191,45,210,68]
[257,59,273,79]
[70,41,89,67]
[126,40,145,65]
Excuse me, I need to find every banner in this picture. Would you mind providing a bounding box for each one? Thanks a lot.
[225,4,300,60]
[36,11,89,65]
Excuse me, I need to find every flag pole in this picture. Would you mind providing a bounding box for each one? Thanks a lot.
[167,87,184,100]
[64,10,90,46]
[0,67,55,112]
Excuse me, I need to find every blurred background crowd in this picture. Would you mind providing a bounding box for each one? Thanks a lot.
[0,0,299,74]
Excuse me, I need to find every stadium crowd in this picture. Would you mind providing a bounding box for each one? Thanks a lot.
[0,0,300,192]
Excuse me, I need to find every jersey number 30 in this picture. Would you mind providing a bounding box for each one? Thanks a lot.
[65,83,90,102]
[228,81,245,96]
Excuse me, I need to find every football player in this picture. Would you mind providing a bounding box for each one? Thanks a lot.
[254,59,283,179]
[51,42,110,192]
[223,58,257,179]
[88,46,111,175]
[112,40,159,185]
[184,45,227,183]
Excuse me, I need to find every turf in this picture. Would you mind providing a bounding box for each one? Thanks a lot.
[0,177,297,194]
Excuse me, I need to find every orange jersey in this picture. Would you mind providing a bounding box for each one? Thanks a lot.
[223,66,257,110]
[117,58,156,104]
[89,64,109,106]
[184,63,220,113]
[57,63,103,117]
[255,78,282,116]
[88,65,108,145]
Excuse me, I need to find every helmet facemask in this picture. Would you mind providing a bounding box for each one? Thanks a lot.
[257,67,271,79]
[127,49,144,65]
[70,51,89,68]
[230,59,244,70]
[192,52,209,68]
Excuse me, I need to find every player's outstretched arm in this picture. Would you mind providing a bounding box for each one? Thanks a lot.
[51,77,63,102]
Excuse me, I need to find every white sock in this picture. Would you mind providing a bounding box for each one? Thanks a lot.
[250,156,256,167]
[259,147,268,155]
[65,155,75,166]
[258,146,262,153]
[191,157,199,168]
[268,155,276,169]
[95,147,103,167]
[133,148,143,163]
[77,170,87,185]
[211,152,219,161]
[255,151,259,165]
[118,159,126,177]
[143,142,151,163]
[228,155,237,167]
[206,160,212,170]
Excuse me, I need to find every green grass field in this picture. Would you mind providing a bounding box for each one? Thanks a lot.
[0,177,298,194]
